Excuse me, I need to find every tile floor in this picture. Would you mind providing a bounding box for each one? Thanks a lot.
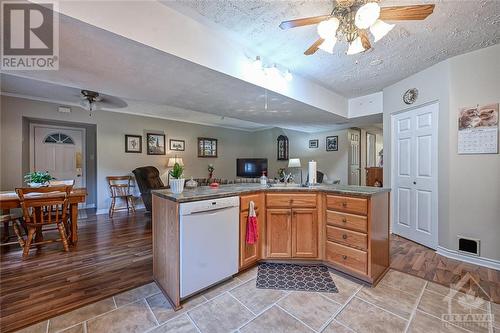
[16,268,498,333]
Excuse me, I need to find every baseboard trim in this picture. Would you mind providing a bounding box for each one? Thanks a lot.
[96,204,146,215]
[436,246,500,270]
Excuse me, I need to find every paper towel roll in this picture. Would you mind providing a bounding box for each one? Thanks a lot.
[308,160,317,185]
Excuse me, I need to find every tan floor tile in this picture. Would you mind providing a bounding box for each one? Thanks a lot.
[237,266,258,283]
[230,278,286,314]
[146,292,206,324]
[59,323,85,333]
[321,273,360,305]
[188,293,253,333]
[357,283,419,319]
[87,299,157,333]
[149,315,198,333]
[426,281,453,297]
[201,277,242,300]
[407,310,469,333]
[14,321,48,333]
[240,305,313,333]
[114,282,160,307]
[48,297,116,332]
[380,269,426,296]
[335,297,407,333]
[278,291,340,331]
[321,320,354,333]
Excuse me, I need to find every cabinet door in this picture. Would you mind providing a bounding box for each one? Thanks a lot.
[266,209,292,258]
[240,209,261,269]
[292,208,318,258]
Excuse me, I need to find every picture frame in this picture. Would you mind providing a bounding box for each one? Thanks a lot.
[125,135,142,153]
[277,135,289,161]
[198,137,218,158]
[169,139,185,151]
[309,139,319,149]
[147,133,166,155]
[326,136,338,151]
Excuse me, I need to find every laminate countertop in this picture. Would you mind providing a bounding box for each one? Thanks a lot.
[152,183,390,203]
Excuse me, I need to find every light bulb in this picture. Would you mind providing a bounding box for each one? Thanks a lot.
[355,2,380,29]
[370,19,394,42]
[318,37,337,54]
[317,17,340,39]
[80,99,91,110]
[284,70,293,81]
[346,37,366,55]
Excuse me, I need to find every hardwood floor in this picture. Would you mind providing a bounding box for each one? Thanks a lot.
[0,210,152,333]
[1,213,498,332]
[391,234,500,303]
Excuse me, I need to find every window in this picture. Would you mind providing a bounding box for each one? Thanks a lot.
[44,133,75,144]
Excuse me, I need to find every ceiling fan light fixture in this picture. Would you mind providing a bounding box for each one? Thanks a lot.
[355,2,380,29]
[317,17,340,39]
[319,37,337,54]
[284,69,293,81]
[369,19,395,42]
[252,56,263,71]
[346,37,366,55]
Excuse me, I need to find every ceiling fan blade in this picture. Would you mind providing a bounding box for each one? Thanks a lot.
[380,4,435,21]
[279,15,331,29]
[359,30,371,50]
[304,38,325,56]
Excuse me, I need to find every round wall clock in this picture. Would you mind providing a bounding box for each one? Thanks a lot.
[403,88,418,105]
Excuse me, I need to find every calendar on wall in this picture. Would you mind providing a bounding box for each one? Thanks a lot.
[458,103,498,154]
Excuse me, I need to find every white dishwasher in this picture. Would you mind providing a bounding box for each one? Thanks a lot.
[179,196,240,298]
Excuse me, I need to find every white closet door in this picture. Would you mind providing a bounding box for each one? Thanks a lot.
[392,103,438,249]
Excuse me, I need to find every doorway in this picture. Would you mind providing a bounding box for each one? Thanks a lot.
[348,128,361,185]
[391,102,439,249]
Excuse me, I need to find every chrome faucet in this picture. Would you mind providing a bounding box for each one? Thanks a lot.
[284,172,293,184]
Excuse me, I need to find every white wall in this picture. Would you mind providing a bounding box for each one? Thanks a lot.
[1,96,258,211]
[383,44,500,261]
[253,127,350,184]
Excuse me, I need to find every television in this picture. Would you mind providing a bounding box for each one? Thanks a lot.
[237,158,268,178]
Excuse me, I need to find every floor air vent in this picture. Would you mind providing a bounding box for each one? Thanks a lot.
[458,236,480,256]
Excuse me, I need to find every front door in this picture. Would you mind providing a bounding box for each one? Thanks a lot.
[391,103,438,249]
[348,129,361,185]
[31,125,85,189]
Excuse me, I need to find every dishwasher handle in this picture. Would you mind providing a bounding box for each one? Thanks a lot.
[182,206,237,216]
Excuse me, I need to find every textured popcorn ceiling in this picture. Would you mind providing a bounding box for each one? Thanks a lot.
[164,0,500,97]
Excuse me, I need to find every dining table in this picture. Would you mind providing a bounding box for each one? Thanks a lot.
[0,188,87,244]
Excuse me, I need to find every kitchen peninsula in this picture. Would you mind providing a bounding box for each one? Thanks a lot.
[152,184,390,310]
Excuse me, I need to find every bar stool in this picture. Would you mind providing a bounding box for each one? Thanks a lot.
[107,176,136,218]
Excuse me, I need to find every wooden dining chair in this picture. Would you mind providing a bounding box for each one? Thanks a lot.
[16,185,73,257]
[107,176,136,218]
[0,210,25,248]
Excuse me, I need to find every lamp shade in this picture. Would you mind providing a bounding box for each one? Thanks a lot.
[355,2,380,29]
[370,19,395,42]
[319,37,337,54]
[168,157,184,167]
[347,37,366,55]
[288,158,301,168]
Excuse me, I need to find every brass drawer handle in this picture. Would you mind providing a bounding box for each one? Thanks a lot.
[342,234,348,240]
[342,255,347,260]
[342,202,347,207]
[342,217,347,223]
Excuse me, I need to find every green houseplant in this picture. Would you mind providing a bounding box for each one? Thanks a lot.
[169,162,185,194]
[24,171,54,187]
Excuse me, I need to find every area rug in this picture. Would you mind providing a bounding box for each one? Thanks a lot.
[256,263,338,293]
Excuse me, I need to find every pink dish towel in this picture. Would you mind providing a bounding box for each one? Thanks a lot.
[246,201,259,245]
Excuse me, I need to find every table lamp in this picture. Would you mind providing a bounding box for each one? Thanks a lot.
[288,158,302,184]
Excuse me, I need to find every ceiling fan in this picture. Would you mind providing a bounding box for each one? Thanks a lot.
[80,89,127,115]
[279,0,435,56]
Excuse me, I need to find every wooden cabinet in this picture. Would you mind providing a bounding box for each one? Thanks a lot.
[239,193,265,270]
[366,167,383,187]
[292,208,317,258]
[266,193,316,208]
[266,209,292,258]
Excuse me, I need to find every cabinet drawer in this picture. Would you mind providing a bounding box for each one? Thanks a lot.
[326,195,368,215]
[326,226,367,251]
[326,241,367,275]
[326,211,367,233]
[240,194,261,212]
[266,193,316,208]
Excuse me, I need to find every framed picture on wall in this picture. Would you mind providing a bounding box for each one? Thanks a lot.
[169,139,185,151]
[309,139,319,149]
[147,133,166,155]
[198,137,218,157]
[326,136,338,151]
[125,135,142,153]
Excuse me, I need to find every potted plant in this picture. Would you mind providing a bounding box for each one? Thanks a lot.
[169,162,185,194]
[24,171,54,187]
